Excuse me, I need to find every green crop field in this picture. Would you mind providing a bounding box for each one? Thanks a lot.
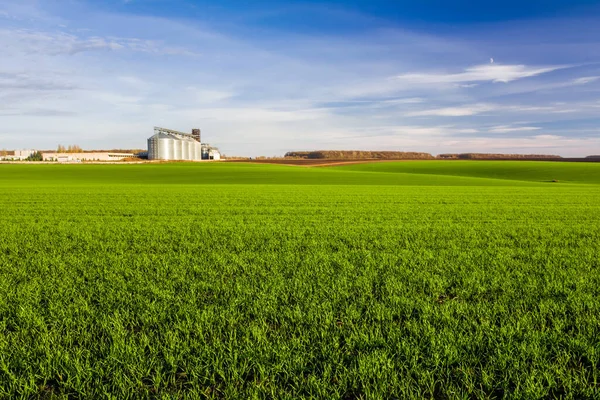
[1,161,599,399]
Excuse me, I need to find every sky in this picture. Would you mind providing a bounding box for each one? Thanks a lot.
[1,0,600,156]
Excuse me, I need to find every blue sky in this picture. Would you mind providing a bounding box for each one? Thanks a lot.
[1,0,600,156]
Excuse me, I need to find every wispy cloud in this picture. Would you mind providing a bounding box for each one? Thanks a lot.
[572,76,599,85]
[406,104,496,117]
[534,134,562,140]
[405,102,600,119]
[440,136,600,154]
[396,63,565,84]
[1,28,199,56]
[0,71,77,91]
[487,125,541,133]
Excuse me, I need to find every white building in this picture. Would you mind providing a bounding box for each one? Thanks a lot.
[0,150,36,161]
[42,152,134,162]
[207,148,221,160]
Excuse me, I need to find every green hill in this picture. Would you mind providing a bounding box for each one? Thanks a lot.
[332,160,600,184]
[5,161,600,187]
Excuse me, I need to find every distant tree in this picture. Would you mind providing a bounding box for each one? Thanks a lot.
[57,144,66,153]
[64,145,83,153]
[26,151,43,161]
[0,149,7,157]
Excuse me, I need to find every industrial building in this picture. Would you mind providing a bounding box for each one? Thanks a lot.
[0,150,36,161]
[147,127,220,161]
[41,152,135,162]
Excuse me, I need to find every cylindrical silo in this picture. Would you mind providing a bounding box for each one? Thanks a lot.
[166,136,175,160]
[158,135,173,160]
[147,137,157,160]
[173,137,183,160]
[182,139,191,160]
[194,142,202,160]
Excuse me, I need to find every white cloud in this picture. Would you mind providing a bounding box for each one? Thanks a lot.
[349,125,478,137]
[0,28,198,56]
[1,29,121,55]
[506,105,554,112]
[406,104,496,117]
[534,134,562,140]
[572,76,599,85]
[378,97,424,104]
[404,101,596,119]
[397,63,565,84]
[551,108,578,114]
[488,125,541,133]
[439,136,599,155]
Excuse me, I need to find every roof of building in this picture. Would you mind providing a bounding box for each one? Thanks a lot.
[149,132,175,140]
[149,132,201,142]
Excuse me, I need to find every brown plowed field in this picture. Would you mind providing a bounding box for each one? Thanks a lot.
[224,158,600,167]
[224,159,400,167]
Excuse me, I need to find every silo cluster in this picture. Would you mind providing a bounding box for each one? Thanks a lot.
[147,127,219,161]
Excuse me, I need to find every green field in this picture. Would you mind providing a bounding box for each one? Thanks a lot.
[1,161,599,399]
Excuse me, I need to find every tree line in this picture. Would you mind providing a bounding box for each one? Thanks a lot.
[57,145,83,153]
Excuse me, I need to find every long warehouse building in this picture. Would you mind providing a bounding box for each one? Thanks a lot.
[147,127,220,161]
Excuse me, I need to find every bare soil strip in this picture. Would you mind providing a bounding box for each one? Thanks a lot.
[224,159,404,167]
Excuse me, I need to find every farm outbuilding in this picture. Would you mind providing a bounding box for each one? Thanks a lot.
[147,127,220,161]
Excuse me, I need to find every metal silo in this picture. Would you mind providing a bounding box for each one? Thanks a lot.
[182,139,191,160]
[156,135,165,160]
[161,134,174,160]
[191,140,197,159]
[168,136,176,159]
[148,127,217,161]
[173,136,183,160]
[147,136,157,160]
[192,139,199,161]
[193,141,202,160]
[180,139,187,160]
[148,132,173,160]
